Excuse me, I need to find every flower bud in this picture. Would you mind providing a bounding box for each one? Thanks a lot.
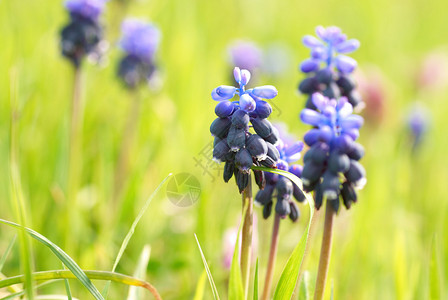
[347,142,364,161]
[336,75,356,93]
[255,184,274,206]
[252,85,278,99]
[275,199,290,218]
[335,55,357,73]
[231,109,250,129]
[213,140,230,162]
[254,169,266,190]
[341,181,357,209]
[240,69,251,85]
[240,93,256,112]
[246,134,268,161]
[251,118,273,138]
[235,148,253,173]
[266,143,280,161]
[210,117,231,138]
[289,202,300,222]
[236,170,250,193]
[215,101,235,118]
[293,183,306,202]
[328,152,350,173]
[223,161,235,182]
[301,162,323,185]
[263,201,273,219]
[344,160,366,186]
[321,171,340,200]
[316,68,333,85]
[227,126,246,152]
[254,101,272,119]
[299,77,319,94]
[300,58,320,73]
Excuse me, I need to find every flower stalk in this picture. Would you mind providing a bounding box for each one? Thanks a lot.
[240,175,253,298]
[261,213,281,300]
[314,200,335,300]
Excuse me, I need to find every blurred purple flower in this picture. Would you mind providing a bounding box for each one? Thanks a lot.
[65,0,108,20]
[417,51,448,92]
[407,103,430,150]
[228,41,263,72]
[120,19,161,62]
[300,26,360,74]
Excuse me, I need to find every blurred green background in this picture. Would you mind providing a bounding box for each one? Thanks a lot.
[1,0,448,299]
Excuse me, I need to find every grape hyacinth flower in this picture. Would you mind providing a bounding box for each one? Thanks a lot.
[228,41,263,73]
[117,19,161,89]
[210,67,279,193]
[298,26,363,109]
[255,125,306,221]
[300,93,366,211]
[407,103,430,151]
[60,0,108,67]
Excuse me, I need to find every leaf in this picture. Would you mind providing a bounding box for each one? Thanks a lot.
[194,234,220,300]
[9,66,35,300]
[253,259,259,300]
[0,270,161,299]
[298,271,311,300]
[429,235,442,300]
[251,167,316,300]
[0,235,17,272]
[63,264,73,300]
[104,174,172,298]
[0,218,104,300]
[193,271,206,300]
[127,245,151,300]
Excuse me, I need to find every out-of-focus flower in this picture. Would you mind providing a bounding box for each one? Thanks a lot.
[298,26,363,109]
[222,216,258,269]
[117,19,161,89]
[210,68,280,193]
[255,124,305,221]
[417,51,448,92]
[65,0,108,21]
[60,0,107,67]
[406,102,431,151]
[228,41,263,72]
[300,93,366,211]
[355,67,387,124]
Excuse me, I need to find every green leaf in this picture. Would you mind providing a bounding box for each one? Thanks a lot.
[251,167,316,300]
[194,234,220,300]
[0,270,161,299]
[0,218,104,300]
[228,203,245,300]
[127,245,151,300]
[193,271,206,300]
[253,259,259,300]
[103,174,172,298]
[0,235,16,272]
[9,67,34,300]
[298,271,311,300]
[429,236,442,299]
[63,264,73,300]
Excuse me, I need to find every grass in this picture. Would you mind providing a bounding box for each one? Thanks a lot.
[1,0,448,298]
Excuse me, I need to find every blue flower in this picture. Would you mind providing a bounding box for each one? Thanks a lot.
[407,103,430,151]
[120,19,161,62]
[300,93,366,211]
[211,67,278,113]
[65,0,108,21]
[300,26,360,74]
[255,125,306,221]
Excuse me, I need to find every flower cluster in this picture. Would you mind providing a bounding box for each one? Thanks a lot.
[300,93,366,211]
[60,0,108,67]
[255,125,306,221]
[298,26,362,109]
[117,19,161,89]
[211,68,280,193]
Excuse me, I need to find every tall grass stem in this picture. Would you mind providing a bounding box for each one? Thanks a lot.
[313,200,335,300]
[240,175,253,298]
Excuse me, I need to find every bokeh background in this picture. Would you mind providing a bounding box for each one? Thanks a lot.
[1,0,448,299]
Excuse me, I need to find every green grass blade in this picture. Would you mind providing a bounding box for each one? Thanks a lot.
[253,259,259,300]
[228,203,246,300]
[194,234,220,300]
[429,236,442,299]
[0,280,63,300]
[63,263,73,300]
[251,167,316,300]
[103,174,172,298]
[0,218,104,300]
[9,67,34,300]
[298,271,311,300]
[193,271,206,300]
[0,235,17,272]
[127,245,151,300]
[0,270,161,299]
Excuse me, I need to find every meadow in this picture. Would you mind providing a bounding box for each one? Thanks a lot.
[1,0,448,299]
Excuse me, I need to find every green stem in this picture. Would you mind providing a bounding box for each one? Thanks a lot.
[66,66,83,250]
[0,270,162,300]
[113,91,141,203]
[240,174,253,298]
[261,213,281,300]
[313,200,335,300]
